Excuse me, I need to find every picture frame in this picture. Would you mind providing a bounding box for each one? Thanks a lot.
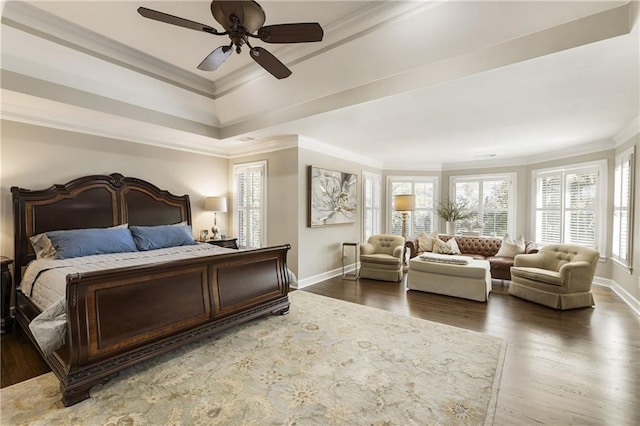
[308,165,357,227]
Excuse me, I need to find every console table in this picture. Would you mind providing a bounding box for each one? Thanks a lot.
[342,242,359,280]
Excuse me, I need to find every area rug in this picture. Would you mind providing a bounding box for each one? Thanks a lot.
[1,291,506,425]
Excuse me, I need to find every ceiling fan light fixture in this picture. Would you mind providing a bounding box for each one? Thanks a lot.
[211,1,265,33]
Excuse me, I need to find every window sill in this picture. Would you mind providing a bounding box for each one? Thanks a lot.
[610,257,633,274]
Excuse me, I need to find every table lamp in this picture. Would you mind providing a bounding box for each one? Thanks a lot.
[204,196,227,240]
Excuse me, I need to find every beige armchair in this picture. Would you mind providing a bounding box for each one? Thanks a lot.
[508,244,599,310]
[359,234,405,282]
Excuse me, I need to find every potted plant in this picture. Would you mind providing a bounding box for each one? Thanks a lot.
[435,199,475,235]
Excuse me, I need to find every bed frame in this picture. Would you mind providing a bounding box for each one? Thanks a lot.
[10,173,291,406]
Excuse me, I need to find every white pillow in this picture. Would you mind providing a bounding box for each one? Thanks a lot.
[496,234,525,257]
[417,231,433,252]
[29,233,57,259]
[433,237,461,255]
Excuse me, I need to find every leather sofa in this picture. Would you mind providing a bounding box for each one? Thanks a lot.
[407,234,537,280]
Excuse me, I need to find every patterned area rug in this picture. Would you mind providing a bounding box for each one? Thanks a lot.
[1,291,506,425]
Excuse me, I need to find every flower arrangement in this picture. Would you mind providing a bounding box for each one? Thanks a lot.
[434,199,475,222]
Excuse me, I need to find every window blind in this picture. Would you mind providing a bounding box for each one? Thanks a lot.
[234,161,266,249]
[532,161,606,252]
[612,147,634,269]
[363,172,381,242]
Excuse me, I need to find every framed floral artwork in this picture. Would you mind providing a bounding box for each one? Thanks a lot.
[308,165,357,227]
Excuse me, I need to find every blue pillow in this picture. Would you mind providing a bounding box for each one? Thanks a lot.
[46,228,138,260]
[129,224,197,251]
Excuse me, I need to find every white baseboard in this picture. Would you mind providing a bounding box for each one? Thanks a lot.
[292,265,358,289]
[593,276,640,317]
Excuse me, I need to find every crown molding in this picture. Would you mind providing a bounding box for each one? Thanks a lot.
[1,0,216,98]
[298,136,383,169]
[613,116,640,146]
[226,135,299,158]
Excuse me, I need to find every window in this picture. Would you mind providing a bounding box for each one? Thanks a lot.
[612,147,634,270]
[451,174,515,237]
[233,161,266,249]
[387,177,437,239]
[532,160,607,253]
[362,172,382,242]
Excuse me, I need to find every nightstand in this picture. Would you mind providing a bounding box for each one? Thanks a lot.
[206,238,239,249]
[1,256,13,334]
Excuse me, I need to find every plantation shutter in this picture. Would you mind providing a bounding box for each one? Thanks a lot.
[391,182,411,236]
[612,148,634,266]
[363,172,381,242]
[388,178,436,239]
[533,161,604,252]
[412,182,434,236]
[564,170,597,247]
[234,161,266,249]
[536,173,562,244]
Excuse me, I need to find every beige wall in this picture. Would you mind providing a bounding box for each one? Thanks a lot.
[0,120,228,261]
[297,148,365,281]
[228,147,299,276]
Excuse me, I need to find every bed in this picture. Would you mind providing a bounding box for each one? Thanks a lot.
[10,173,291,406]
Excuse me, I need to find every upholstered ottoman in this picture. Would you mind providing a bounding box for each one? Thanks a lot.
[407,255,491,302]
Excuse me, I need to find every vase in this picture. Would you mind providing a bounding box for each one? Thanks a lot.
[445,221,456,235]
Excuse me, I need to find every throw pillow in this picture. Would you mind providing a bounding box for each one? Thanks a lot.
[432,237,461,255]
[417,231,434,252]
[496,234,525,257]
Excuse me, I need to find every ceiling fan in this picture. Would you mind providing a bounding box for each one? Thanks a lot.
[137,1,324,79]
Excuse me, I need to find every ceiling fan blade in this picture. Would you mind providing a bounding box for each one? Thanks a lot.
[250,47,292,79]
[137,7,217,34]
[258,23,324,43]
[197,46,233,71]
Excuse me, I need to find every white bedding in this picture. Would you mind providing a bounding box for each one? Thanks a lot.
[21,243,236,355]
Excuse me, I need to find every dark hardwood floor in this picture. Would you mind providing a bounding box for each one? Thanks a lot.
[2,277,638,425]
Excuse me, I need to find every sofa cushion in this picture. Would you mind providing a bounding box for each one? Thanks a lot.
[360,253,402,266]
[487,256,514,270]
[417,231,437,252]
[496,234,525,257]
[433,237,461,255]
[510,266,564,286]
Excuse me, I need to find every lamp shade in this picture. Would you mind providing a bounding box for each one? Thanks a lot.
[204,196,227,212]
[394,194,415,211]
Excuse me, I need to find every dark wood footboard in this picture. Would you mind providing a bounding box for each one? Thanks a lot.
[17,245,290,406]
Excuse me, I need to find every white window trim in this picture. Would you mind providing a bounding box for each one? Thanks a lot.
[233,160,267,249]
[362,171,382,243]
[449,173,517,238]
[530,159,607,258]
[611,146,635,273]
[386,175,440,235]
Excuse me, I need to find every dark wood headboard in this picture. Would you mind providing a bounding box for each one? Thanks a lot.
[11,173,192,283]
